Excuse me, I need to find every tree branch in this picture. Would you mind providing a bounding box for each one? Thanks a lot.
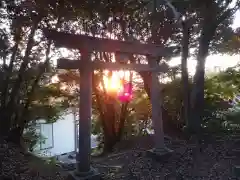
[0,42,19,109]
[216,1,240,25]
[6,16,42,122]
[18,17,62,131]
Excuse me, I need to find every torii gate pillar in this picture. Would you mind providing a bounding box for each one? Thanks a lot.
[68,51,100,180]
[147,58,173,161]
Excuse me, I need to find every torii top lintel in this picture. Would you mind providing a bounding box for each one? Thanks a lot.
[43,29,175,57]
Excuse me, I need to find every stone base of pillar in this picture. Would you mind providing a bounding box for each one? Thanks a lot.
[67,167,101,180]
[146,147,173,162]
[233,165,240,177]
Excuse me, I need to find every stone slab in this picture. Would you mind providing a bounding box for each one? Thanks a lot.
[67,167,101,180]
[232,149,240,155]
[233,165,240,177]
[146,147,173,162]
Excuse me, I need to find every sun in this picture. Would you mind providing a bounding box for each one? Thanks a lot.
[99,71,123,93]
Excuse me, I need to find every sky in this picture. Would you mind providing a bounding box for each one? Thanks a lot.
[169,10,240,75]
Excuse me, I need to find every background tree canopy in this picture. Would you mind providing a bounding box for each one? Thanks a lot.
[0,0,239,152]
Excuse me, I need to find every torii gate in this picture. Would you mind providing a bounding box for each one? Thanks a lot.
[43,29,174,180]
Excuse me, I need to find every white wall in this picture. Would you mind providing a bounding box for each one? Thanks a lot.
[49,113,75,155]
[35,113,98,157]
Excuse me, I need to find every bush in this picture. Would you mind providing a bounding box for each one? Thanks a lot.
[162,75,234,134]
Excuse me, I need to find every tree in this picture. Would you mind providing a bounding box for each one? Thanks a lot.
[0,0,73,144]
[186,0,238,133]
[58,63,132,153]
[220,27,240,54]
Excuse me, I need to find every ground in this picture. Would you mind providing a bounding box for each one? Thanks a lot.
[0,138,67,180]
[1,134,240,180]
[93,135,240,179]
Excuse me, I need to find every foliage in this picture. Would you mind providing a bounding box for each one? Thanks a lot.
[122,89,152,137]
[0,0,74,145]
[22,125,46,152]
[217,27,240,54]
[153,68,240,134]
[22,126,41,152]
[92,66,240,144]
[202,67,240,132]
[162,78,183,125]
[45,157,58,166]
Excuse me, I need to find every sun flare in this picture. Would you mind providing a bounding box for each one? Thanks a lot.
[99,72,121,92]
[99,71,130,92]
[103,74,122,92]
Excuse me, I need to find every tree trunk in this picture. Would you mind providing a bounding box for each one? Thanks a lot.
[0,42,19,108]
[181,20,190,129]
[0,110,12,136]
[93,76,118,153]
[103,131,117,153]
[0,42,20,136]
[18,36,53,131]
[189,52,206,133]
[188,0,220,134]
[102,98,118,153]
[190,27,216,134]
[96,94,128,153]
[6,126,22,145]
[139,72,152,97]
[116,102,128,141]
[5,17,41,123]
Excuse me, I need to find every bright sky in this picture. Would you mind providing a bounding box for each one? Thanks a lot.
[169,10,240,75]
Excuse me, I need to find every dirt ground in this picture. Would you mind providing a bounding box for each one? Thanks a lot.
[2,134,240,180]
[92,135,240,179]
